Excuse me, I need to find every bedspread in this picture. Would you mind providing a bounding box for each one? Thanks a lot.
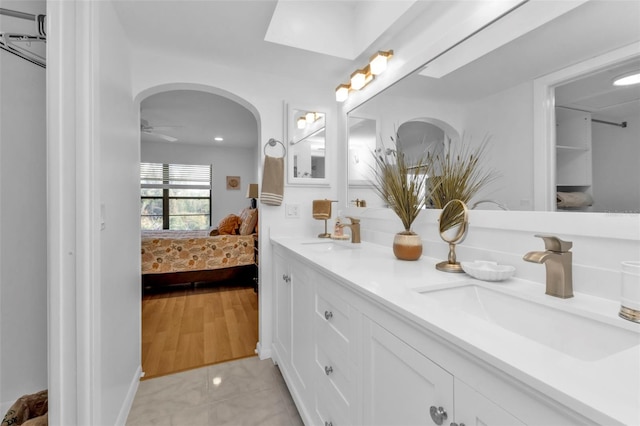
[141,231,255,275]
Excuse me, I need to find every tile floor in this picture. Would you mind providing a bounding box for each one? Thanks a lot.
[126,356,303,426]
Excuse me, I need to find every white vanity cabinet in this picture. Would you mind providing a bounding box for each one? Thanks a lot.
[272,242,600,426]
[362,316,525,426]
[362,318,454,426]
[454,379,525,426]
[272,249,314,413]
[272,249,291,368]
[312,275,360,426]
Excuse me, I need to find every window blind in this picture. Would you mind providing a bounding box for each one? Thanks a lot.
[140,163,212,190]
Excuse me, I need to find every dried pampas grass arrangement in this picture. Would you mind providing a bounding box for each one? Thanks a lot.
[429,135,500,210]
[370,137,437,233]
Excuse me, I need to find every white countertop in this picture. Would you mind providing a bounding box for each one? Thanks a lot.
[271,236,640,426]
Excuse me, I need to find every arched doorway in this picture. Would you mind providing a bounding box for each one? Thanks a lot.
[136,84,262,378]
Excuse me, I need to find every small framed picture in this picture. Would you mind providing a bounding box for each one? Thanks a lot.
[226,176,241,190]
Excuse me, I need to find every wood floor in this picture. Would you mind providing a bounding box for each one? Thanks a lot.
[141,283,258,380]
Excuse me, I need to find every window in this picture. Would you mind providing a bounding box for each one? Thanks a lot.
[140,162,212,230]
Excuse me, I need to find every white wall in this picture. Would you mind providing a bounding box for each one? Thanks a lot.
[140,142,258,224]
[591,113,640,213]
[94,3,141,424]
[0,0,47,413]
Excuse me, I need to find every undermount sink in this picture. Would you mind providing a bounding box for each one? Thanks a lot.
[419,285,639,361]
[300,240,354,252]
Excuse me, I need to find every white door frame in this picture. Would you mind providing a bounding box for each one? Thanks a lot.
[47,1,100,424]
[532,42,640,211]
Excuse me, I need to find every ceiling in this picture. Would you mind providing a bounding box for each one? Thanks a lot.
[140,90,259,148]
[113,0,419,148]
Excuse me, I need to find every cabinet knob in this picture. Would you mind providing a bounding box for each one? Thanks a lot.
[429,406,448,425]
[324,365,333,375]
[324,310,333,320]
[282,274,290,283]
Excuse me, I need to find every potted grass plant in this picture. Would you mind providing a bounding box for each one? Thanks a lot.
[370,137,438,260]
[429,135,500,231]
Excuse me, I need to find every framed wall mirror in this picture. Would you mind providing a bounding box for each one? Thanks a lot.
[346,1,640,213]
[287,106,328,185]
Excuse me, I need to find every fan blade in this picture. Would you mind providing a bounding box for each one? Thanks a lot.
[141,129,178,143]
[156,134,178,142]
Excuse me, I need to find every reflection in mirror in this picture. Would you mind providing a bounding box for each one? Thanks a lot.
[436,199,469,273]
[346,1,640,213]
[554,57,640,213]
[348,116,376,185]
[396,121,445,168]
[288,108,326,181]
[348,116,460,208]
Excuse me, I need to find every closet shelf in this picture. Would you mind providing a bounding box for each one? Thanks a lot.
[556,145,589,151]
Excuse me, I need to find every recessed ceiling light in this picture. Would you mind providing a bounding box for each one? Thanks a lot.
[613,71,640,86]
[214,137,224,142]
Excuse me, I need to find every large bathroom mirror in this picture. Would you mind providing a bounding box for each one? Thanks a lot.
[347,1,640,213]
[288,106,327,185]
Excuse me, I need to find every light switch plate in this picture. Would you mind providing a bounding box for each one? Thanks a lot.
[286,203,300,218]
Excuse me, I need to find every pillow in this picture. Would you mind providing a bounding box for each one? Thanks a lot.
[239,208,258,235]
[217,214,241,235]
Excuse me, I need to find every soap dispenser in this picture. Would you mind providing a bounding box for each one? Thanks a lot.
[333,217,343,237]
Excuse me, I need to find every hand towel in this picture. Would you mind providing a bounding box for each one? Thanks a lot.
[260,155,284,206]
[557,191,593,208]
[312,200,332,220]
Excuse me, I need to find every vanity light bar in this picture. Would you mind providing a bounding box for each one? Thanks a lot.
[336,50,393,102]
[370,50,393,75]
[296,111,321,129]
[335,84,350,102]
[351,65,373,90]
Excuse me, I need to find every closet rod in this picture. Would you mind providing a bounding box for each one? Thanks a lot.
[0,8,35,21]
[592,118,627,128]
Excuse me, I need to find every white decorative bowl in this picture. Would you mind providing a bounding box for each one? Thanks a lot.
[460,261,515,282]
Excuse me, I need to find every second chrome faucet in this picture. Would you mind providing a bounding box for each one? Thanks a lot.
[523,234,574,298]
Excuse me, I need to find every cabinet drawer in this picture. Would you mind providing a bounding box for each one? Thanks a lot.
[315,345,352,406]
[314,367,350,426]
[316,283,351,342]
[315,313,348,363]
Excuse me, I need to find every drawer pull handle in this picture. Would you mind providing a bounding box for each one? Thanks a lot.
[325,422,333,426]
[324,365,333,375]
[429,406,448,425]
[324,310,333,320]
[282,274,290,283]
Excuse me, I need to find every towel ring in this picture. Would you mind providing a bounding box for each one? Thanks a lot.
[264,138,286,157]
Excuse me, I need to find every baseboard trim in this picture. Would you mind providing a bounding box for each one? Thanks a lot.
[114,365,142,426]
[256,341,272,360]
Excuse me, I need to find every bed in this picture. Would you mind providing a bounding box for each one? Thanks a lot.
[141,208,258,290]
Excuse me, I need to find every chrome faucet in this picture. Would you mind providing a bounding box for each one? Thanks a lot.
[338,217,361,243]
[523,234,573,298]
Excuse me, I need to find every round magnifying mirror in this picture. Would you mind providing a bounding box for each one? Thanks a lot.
[436,199,469,273]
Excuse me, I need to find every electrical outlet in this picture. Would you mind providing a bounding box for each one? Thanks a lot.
[286,203,300,218]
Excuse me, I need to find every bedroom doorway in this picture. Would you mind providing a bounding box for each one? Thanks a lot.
[137,85,261,379]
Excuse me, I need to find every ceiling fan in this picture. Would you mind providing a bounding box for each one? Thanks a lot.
[140,119,180,142]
